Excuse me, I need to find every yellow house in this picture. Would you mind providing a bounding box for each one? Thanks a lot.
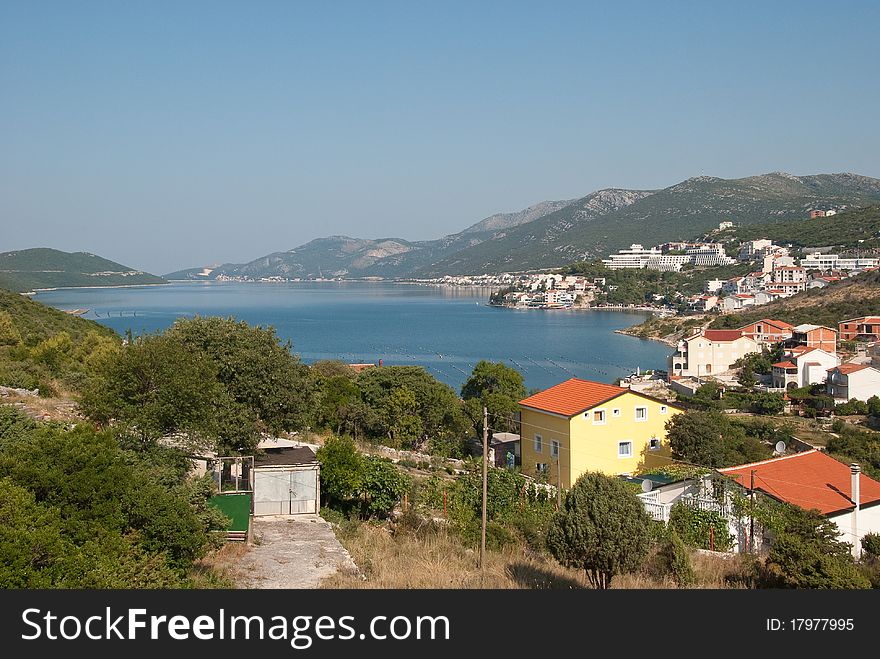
[518,378,683,489]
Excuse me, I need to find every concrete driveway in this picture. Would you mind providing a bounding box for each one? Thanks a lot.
[231,515,359,588]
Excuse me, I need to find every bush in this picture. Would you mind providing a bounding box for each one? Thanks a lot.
[836,399,869,416]
[546,472,652,589]
[658,529,695,586]
[862,533,880,559]
[360,456,410,519]
[668,502,734,552]
[756,503,870,589]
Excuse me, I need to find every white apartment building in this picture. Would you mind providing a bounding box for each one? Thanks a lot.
[686,243,736,267]
[602,244,663,269]
[645,254,692,272]
[801,252,880,271]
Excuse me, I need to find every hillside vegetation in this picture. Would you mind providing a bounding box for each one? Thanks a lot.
[711,269,880,330]
[0,287,119,395]
[724,204,880,250]
[0,247,166,293]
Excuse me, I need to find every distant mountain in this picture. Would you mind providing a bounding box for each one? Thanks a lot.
[460,199,577,234]
[166,172,880,280]
[0,248,166,293]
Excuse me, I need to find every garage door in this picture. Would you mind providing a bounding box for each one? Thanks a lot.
[253,469,318,515]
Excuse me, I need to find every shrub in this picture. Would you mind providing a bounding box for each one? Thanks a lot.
[658,529,695,586]
[546,472,652,589]
[862,533,880,559]
[668,502,734,552]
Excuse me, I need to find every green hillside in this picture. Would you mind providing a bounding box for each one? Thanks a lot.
[721,204,880,249]
[0,287,118,395]
[0,248,166,293]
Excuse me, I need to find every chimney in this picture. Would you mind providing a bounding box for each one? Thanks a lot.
[851,463,861,560]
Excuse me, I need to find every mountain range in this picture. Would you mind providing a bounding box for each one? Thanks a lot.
[156,171,880,280]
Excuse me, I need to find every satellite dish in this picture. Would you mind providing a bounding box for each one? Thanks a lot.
[641,479,654,493]
[774,441,786,454]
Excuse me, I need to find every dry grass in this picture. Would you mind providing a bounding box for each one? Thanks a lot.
[321,521,590,589]
[0,389,82,423]
[192,541,250,587]
[320,520,752,589]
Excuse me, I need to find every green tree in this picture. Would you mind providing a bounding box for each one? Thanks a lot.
[357,366,472,455]
[546,472,652,589]
[758,505,870,589]
[316,375,363,434]
[316,435,363,507]
[79,333,230,449]
[737,364,756,388]
[751,392,785,415]
[666,410,771,468]
[461,360,527,434]
[359,456,410,518]
[166,317,316,440]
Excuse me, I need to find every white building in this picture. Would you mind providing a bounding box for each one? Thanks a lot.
[738,239,773,261]
[644,254,692,272]
[771,347,839,390]
[801,252,880,271]
[705,278,724,294]
[668,329,760,378]
[686,243,736,267]
[826,364,880,403]
[602,244,664,269]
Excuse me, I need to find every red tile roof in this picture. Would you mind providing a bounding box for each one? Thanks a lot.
[719,450,880,515]
[702,330,745,342]
[519,378,627,417]
[827,363,870,375]
[772,361,797,369]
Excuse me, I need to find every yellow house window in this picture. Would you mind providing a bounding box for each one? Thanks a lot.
[649,437,660,451]
[592,409,606,425]
[534,434,543,453]
[618,441,633,458]
[635,406,648,422]
[550,440,559,458]
[660,405,668,414]
[612,408,621,417]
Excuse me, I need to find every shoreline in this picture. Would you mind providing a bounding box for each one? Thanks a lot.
[27,281,171,296]
[613,326,678,347]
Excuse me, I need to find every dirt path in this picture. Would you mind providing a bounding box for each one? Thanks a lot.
[230,515,359,588]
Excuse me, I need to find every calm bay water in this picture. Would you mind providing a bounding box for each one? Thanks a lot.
[34,282,670,392]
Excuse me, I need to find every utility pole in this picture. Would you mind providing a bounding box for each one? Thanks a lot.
[556,457,562,509]
[481,405,488,573]
[749,470,756,553]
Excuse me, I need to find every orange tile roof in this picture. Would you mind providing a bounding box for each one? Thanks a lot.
[772,361,797,369]
[519,378,627,417]
[719,450,880,515]
[827,363,870,375]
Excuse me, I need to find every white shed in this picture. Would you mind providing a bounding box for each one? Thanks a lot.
[253,446,320,516]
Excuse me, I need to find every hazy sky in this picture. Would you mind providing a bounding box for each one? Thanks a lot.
[2,1,879,275]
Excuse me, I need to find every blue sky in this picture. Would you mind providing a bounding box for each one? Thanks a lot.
[2,0,879,274]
